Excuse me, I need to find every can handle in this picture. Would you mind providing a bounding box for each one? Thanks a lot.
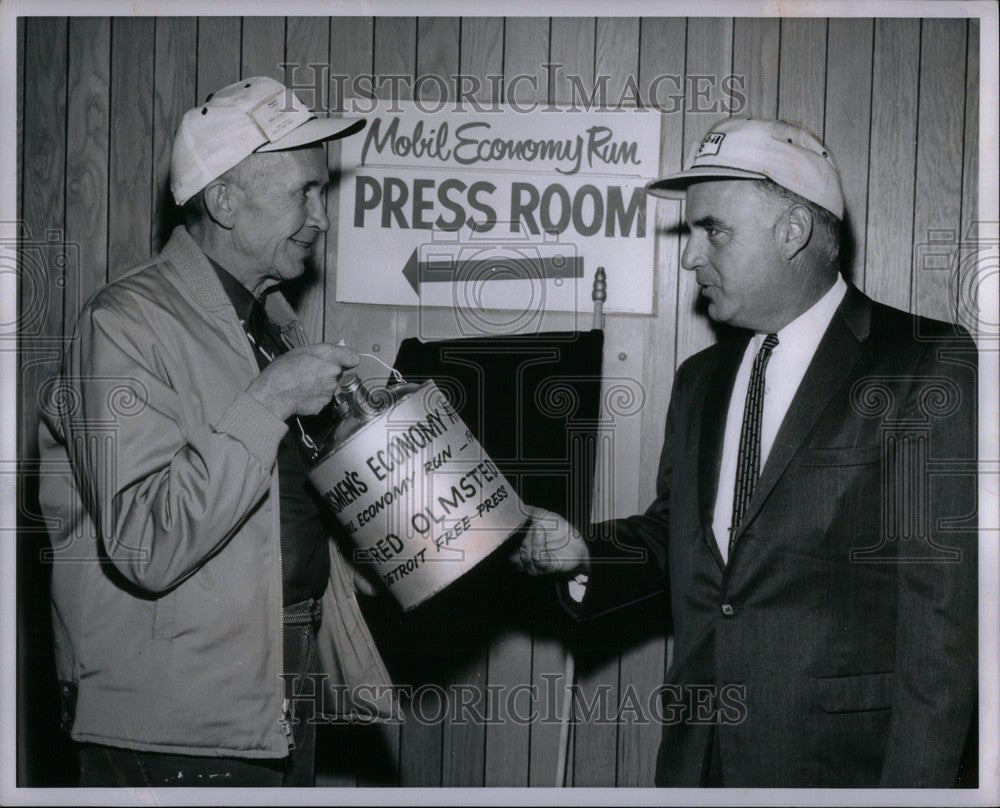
[356,351,406,386]
[332,338,406,388]
[296,418,319,454]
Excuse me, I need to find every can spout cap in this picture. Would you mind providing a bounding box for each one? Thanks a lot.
[339,372,360,392]
[339,373,381,418]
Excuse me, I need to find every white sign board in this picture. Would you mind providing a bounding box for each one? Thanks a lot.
[335,101,662,315]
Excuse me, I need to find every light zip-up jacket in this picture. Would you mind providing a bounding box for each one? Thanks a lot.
[38,226,393,758]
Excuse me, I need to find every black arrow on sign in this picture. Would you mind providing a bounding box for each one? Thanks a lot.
[402,248,584,295]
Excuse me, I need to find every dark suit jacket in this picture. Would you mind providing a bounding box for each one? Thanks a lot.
[572,285,978,787]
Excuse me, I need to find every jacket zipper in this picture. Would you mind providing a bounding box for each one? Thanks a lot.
[273,331,295,750]
[233,310,292,752]
[278,321,310,747]
[278,527,294,750]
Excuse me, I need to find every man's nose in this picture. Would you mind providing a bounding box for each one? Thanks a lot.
[680,234,703,272]
[307,195,330,233]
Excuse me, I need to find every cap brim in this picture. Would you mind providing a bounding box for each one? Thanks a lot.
[646,165,767,199]
[257,117,366,152]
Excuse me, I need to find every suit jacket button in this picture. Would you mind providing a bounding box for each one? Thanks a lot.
[721,603,736,617]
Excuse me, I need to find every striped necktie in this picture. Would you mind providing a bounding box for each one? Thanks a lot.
[728,333,779,559]
[243,298,287,368]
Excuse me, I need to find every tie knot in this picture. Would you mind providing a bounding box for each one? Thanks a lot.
[761,333,779,353]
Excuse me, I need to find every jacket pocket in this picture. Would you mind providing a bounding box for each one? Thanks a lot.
[816,671,893,713]
[799,444,882,467]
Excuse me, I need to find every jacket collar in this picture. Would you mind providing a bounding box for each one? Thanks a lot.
[161,225,233,311]
[834,281,872,342]
[160,225,305,345]
[206,255,257,324]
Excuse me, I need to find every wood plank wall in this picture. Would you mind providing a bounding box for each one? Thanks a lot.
[17,15,979,787]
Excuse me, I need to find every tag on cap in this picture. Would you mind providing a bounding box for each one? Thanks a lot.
[247,89,311,142]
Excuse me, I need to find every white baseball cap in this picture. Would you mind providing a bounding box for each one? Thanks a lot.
[170,76,365,206]
[646,117,844,220]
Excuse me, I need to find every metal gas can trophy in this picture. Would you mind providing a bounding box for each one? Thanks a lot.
[303,371,527,611]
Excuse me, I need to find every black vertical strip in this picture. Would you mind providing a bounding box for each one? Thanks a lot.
[637,17,644,103]
[548,17,555,102]
[547,17,553,102]
[372,15,378,98]
[500,17,506,105]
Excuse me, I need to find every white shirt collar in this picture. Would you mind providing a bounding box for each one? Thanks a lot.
[751,274,848,355]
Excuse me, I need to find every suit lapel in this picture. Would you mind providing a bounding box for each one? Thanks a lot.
[731,286,872,542]
[698,334,751,568]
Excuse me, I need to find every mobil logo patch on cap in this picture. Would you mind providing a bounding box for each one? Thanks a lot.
[696,132,725,158]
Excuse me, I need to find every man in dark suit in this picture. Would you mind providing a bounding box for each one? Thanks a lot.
[513,117,978,788]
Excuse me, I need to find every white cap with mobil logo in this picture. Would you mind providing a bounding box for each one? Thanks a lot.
[170,76,365,206]
[646,117,845,220]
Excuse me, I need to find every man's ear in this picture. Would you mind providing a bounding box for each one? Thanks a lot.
[202,179,240,230]
[776,204,813,260]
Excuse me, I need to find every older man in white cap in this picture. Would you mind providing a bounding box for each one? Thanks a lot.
[39,77,391,786]
[515,118,977,788]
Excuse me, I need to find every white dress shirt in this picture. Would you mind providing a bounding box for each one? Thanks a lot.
[711,275,848,562]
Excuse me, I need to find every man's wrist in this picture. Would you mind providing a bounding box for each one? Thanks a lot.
[217,391,289,464]
[246,378,290,421]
